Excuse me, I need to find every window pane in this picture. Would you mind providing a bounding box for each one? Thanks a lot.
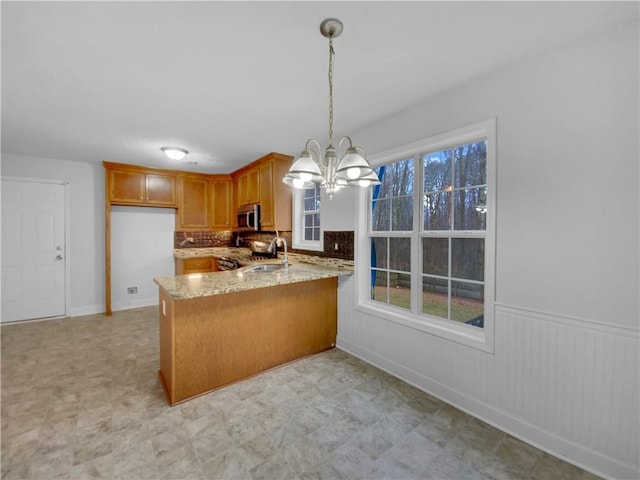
[304,197,317,211]
[371,270,388,303]
[389,273,411,310]
[422,276,448,319]
[304,227,313,241]
[452,238,484,281]
[372,198,391,231]
[424,151,452,193]
[389,238,411,272]
[453,187,486,230]
[312,227,320,241]
[422,238,448,276]
[392,197,413,231]
[371,237,388,269]
[377,158,414,198]
[454,141,486,188]
[304,214,313,227]
[451,280,484,326]
[423,191,451,230]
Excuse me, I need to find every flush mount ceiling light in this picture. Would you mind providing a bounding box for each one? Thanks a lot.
[282,18,380,199]
[161,147,189,161]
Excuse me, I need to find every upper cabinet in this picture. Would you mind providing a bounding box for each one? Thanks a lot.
[235,167,260,206]
[105,162,176,207]
[232,152,293,231]
[105,153,289,232]
[176,173,209,230]
[210,177,233,229]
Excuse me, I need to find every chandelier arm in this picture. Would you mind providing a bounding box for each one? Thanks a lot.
[337,136,354,156]
[305,139,324,167]
[354,145,367,158]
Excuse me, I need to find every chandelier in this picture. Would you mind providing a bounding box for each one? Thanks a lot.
[282,18,380,199]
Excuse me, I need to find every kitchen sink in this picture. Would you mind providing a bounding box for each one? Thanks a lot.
[243,263,284,273]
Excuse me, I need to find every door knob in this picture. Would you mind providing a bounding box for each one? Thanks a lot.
[56,255,63,260]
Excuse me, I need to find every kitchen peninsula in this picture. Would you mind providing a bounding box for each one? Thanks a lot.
[154,254,352,405]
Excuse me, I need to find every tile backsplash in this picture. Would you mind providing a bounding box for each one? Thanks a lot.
[174,230,354,261]
[320,231,354,260]
[174,231,232,248]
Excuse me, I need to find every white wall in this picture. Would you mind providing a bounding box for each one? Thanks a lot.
[1,154,105,316]
[110,206,175,311]
[335,22,639,479]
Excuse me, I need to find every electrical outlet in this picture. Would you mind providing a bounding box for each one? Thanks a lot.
[127,286,138,295]
[334,242,339,251]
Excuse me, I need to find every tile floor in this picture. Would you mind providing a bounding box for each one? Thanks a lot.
[1,306,600,480]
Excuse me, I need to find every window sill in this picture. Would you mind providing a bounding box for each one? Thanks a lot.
[291,241,323,252]
[356,300,494,353]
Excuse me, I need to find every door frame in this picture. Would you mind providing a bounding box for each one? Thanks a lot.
[1,176,71,321]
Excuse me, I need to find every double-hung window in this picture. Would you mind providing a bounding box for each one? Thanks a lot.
[360,119,496,351]
[292,184,322,251]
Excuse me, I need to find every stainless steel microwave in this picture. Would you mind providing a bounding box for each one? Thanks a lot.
[237,204,260,231]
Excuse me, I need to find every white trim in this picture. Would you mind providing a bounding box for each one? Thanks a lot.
[1,176,71,320]
[495,302,640,337]
[356,118,497,352]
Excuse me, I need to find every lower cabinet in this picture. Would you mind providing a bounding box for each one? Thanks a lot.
[175,257,218,275]
[158,277,338,405]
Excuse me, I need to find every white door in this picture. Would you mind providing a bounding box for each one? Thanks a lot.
[1,179,67,322]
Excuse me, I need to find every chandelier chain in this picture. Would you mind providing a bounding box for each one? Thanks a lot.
[328,37,335,148]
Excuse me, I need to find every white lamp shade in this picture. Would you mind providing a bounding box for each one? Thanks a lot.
[335,148,374,181]
[346,169,381,187]
[285,151,323,182]
[282,174,314,189]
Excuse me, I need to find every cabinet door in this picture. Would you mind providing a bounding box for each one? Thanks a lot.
[210,178,232,229]
[238,168,260,206]
[259,162,274,229]
[178,176,209,230]
[146,173,176,206]
[176,257,216,275]
[109,169,145,204]
[247,169,260,204]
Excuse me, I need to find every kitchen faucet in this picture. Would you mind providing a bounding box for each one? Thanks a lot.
[179,236,195,246]
[268,231,288,268]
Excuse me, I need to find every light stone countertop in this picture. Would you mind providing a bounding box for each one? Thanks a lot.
[154,262,352,301]
[173,247,254,262]
[172,247,355,269]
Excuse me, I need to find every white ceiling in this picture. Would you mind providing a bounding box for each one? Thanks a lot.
[2,1,637,174]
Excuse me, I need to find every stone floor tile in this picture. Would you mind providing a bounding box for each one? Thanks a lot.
[201,448,250,480]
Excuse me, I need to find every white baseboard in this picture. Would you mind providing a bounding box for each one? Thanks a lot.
[111,297,158,312]
[336,337,639,480]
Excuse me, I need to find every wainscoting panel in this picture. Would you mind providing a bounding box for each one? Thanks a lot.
[337,276,639,479]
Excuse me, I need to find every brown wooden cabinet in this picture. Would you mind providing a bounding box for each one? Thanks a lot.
[258,153,292,231]
[175,257,219,275]
[176,174,209,230]
[210,176,233,229]
[106,163,176,207]
[236,168,260,206]
[232,152,293,231]
[146,173,177,206]
[158,277,337,405]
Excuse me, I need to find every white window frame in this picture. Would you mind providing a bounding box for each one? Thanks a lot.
[292,185,323,252]
[355,118,496,352]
